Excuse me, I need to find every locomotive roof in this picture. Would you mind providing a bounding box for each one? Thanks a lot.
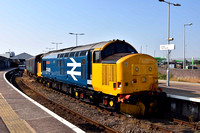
[42,40,110,56]
[42,39,135,58]
[56,41,110,53]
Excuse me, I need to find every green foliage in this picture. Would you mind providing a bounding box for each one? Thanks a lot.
[170,73,173,78]
[158,72,166,80]
[158,72,173,80]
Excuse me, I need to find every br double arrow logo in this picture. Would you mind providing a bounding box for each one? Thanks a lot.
[67,58,81,81]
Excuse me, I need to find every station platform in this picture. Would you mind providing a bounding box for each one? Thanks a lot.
[0,69,84,133]
[159,80,200,102]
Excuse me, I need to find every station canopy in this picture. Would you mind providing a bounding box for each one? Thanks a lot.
[10,52,33,60]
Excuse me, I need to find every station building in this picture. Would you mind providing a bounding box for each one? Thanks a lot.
[0,52,33,70]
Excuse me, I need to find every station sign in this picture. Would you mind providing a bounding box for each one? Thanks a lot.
[160,44,175,50]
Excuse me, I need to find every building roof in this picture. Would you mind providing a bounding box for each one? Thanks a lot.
[0,56,9,61]
[10,52,33,60]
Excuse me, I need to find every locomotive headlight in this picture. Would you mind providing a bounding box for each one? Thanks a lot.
[136,67,139,72]
[149,67,152,71]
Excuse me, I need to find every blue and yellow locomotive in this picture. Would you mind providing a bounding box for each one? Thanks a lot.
[26,40,164,115]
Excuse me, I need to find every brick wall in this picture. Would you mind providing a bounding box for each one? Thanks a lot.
[158,67,200,80]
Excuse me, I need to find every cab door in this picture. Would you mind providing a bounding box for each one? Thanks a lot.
[92,50,102,91]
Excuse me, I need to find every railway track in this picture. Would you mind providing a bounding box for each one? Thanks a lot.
[16,76,118,133]
[8,70,200,133]
[173,118,200,130]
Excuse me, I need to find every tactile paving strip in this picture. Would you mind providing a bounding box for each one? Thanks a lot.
[0,93,35,133]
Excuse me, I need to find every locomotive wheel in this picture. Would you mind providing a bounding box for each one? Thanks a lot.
[39,79,42,83]
[108,100,117,110]
[69,87,73,96]
[46,82,52,88]
[89,95,99,106]
[75,91,79,99]
[42,80,46,86]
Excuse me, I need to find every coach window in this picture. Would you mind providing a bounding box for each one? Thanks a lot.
[43,61,46,70]
[93,51,101,63]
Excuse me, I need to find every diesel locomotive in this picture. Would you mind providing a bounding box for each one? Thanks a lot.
[26,40,164,115]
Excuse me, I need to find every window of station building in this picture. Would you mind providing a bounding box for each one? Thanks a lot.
[93,51,101,63]
[42,61,46,70]
[75,51,80,57]
[80,50,87,56]
[69,52,75,57]
[64,53,69,58]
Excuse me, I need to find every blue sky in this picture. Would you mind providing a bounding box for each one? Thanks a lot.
[0,0,199,59]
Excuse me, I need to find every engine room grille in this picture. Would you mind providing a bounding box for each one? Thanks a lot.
[102,64,117,85]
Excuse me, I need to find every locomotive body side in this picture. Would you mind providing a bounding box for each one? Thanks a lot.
[41,50,89,88]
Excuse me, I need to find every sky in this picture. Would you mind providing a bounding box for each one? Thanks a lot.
[0,0,200,59]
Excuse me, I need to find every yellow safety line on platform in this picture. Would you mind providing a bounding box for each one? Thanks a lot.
[0,93,35,133]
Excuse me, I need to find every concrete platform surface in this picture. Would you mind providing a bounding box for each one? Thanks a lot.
[0,69,84,133]
[159,80,200,102]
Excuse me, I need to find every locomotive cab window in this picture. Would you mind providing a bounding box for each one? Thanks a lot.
[93,51,101,63]
[101,42,138,60]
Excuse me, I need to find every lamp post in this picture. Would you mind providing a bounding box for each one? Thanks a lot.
[69,33,85,46]
[52,42,62,50]
[183,23,192,69]
[158,0,181,86]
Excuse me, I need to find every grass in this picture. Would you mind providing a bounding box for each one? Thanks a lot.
[158,72,166,80]
[158,72,173,80]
